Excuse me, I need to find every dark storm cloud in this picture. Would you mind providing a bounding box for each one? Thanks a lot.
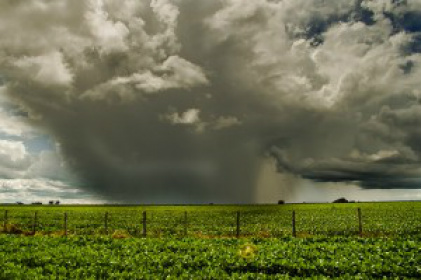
[302,159,421,189]
[0,0,420,203]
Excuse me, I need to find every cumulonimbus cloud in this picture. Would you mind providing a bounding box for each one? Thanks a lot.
[0,0,420,203]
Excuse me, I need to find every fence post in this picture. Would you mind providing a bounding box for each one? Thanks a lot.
[3,210,8,232]
[357,208,363,236]
[135,220,139,237]
[104,212,109,234]
[33,211,38,234]
[142,211,147,238]
[292,210,296,237]
[64,212,68,236]
[236,211,240,238]
[184,211,188,237]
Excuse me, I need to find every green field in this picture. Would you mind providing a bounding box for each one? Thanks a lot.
[1,235,420,279]
[1,202,420,279]
[1,202,421,237]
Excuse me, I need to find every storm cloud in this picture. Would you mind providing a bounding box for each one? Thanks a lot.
[0,0,420,203]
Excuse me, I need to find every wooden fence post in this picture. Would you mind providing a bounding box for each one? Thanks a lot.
[33,211,38,234]
[292,210,296,237]
[64,212,68,236]
[3,210,8,232]
[358,208,363,236]
[142,211,147,238]
[184,211,188,237]
[135,220,139,237]
[104,212,109,234]
[236,211,240,238]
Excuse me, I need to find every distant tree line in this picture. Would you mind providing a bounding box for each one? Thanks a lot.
[15,200,60,205]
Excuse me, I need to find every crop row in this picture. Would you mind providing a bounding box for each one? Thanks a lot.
[0,235,420,279]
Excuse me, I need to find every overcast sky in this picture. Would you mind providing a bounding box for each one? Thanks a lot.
[0,0,420,204]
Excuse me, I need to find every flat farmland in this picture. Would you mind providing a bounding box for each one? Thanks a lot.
[1,235,420,279]
[1,202,420,237]
[1,202,420,279]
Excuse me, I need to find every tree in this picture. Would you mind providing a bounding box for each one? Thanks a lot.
[333,197,348,203]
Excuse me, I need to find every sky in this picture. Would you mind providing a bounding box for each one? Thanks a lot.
[0,0,420,204]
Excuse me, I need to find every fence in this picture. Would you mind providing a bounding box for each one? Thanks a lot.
[1,208,420,237]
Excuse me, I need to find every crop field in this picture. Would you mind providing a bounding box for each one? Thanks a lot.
[0,202,420,279]
[0,235,420,279]
[1,202,420,237]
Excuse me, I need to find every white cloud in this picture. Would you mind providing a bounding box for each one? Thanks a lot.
[0,110,33,138]
[0,0,203,102]
[83,55,208,101]
[85,0,129,53]
[151,0,179,28]
[212,116,241,130]
[309,21,414,108]
[0,88,35,137]
[13,51,73,87]
[103,0,145,20]
[128,56,208,93]
[167,108,201,125]
[362,0,397,14]
[0,178,104,204]
[0,139,98,203]
[0,140,32,179]
[163,109,241,133]
[124,56,208,93]
[350,149,401,162]
[0,140,27,162]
